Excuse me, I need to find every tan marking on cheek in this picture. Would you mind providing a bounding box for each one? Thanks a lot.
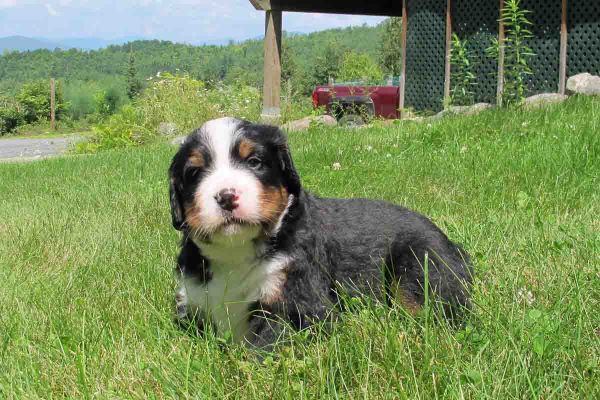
[259,185,289,225]
[238,139,255,159]
[184,192,203,231]
[188,150,205,168]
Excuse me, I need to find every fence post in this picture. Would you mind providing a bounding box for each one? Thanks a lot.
[443,0,452,107]
[559,0,568,94]
[399,0,408,118]
[261,9,282,121]
[496,0,505,106]
[50,78,56,130]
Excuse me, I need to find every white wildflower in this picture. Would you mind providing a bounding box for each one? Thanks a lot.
[332,162,342,170]
[517,288,535,306]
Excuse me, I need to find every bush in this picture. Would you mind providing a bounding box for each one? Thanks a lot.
[338,51,384,84]
[81,73,261,151]
[15,80,68,124]
[0,100,24,135]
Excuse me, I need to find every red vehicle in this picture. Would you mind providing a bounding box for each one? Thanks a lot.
[312,83,401,125]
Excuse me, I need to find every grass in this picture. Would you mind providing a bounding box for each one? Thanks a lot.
[0,96,598,399]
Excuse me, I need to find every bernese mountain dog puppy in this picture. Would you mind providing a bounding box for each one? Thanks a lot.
[169,117,472,349]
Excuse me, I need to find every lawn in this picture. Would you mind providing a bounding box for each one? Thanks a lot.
[0,97,598,399]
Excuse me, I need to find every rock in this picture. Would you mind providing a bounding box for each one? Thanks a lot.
[566,73,600,96]
[523,93,568,108]
[170,136,186,146]
[430,103,493,121]
[158,122,178,136]
[281,115,337,132]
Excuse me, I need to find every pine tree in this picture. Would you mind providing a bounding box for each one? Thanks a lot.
[126,46,143,100]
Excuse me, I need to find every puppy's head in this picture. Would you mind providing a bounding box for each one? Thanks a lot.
[169,117,300,240]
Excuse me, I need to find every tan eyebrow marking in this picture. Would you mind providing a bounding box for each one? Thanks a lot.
[238,138,256,159]
[188,150,205,168]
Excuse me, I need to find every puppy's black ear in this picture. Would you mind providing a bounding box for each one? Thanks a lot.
[277,138,301,196]
[169,164,185,231]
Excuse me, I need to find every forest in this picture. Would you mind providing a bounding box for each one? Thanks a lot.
[0,19,404,135]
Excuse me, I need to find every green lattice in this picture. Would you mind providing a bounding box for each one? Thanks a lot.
[521,0,561,94]
[568,2,600,76]
[405,0,446,112]
[452,0,499,104]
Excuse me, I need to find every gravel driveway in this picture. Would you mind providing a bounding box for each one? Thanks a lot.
[0,136,82,162]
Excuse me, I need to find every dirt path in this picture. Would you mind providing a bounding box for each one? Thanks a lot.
[0,136,82,162]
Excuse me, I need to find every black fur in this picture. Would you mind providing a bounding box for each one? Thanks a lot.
[169,120,473,350]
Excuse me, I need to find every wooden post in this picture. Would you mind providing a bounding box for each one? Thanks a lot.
[558,0,568,94]
[398,0,408,118]
[50,78,56,130]
[443,0,453,107]
[496,0,505,106]
[261,9,282,121]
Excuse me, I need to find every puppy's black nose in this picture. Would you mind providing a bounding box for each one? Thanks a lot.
[215,189,239,212]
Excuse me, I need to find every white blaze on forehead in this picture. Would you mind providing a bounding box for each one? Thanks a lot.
[201,117,241,167]
[193,117,262,233]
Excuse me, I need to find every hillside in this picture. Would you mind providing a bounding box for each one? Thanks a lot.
[0,24,384,94]
[0,36,64,53]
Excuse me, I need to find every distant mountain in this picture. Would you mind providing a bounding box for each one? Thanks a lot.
[0,35,241,51]
[0,36,65,52]
[49,36,148,50]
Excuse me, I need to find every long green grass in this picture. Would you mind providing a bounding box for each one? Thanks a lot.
[1,97,598,399]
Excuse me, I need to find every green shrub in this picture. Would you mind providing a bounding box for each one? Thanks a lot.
[82,73,261,151]
[15,80,68,124]
[450,33,477,106]
[94,87,124,117]
[0,98,24,135]
[338,51,384,84]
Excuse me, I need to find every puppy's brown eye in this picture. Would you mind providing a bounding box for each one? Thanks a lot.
[184,167,202,181]
[247,156,263,169]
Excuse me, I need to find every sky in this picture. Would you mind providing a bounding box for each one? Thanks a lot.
[0,0,386,43]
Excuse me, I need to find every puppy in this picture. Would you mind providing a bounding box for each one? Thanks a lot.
[169,117,472,349]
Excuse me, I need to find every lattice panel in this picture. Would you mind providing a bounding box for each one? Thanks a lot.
[521,0,561,94]
[452,0,499,104]
[405,0,446,112]
[568,1,600,76]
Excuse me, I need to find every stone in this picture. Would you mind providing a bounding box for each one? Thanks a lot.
[523,93,568,108]
[281,115,337,132]
[158,122,178,136]
[430,103,493,121]
[566,73,600,96]
[170,136,186,146]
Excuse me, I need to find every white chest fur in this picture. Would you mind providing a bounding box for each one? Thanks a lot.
[177,229,289,342]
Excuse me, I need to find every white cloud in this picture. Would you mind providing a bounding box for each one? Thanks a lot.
[0,0,17,8]
[46,3,59,16]
[0,0,386,42]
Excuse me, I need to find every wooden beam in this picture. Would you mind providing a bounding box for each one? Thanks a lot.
[558,0,568,94]
[261,10,282,120]
[50,78,56,130]
[496,0,505,106]
[249,0,271,11]
[443,0,452,107]
[399,0,408,118]
[250,0,402,17]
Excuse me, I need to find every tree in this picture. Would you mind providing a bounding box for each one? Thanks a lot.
[126,47,143,100]
[338,51,384,83]
[379,17,403,76]
[311,42,345,86]
[281,42,298,83]
[15,80,67,124]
